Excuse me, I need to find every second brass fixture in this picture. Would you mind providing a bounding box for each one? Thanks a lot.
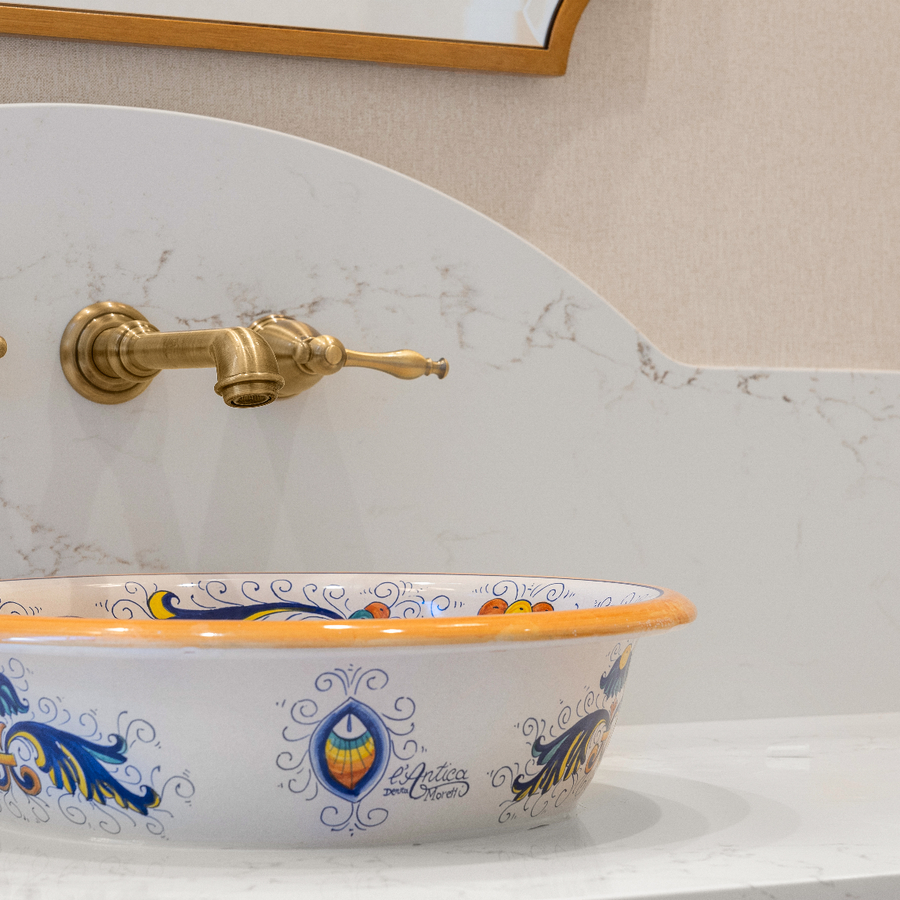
[249,315,448,398]
[60,302,284,408]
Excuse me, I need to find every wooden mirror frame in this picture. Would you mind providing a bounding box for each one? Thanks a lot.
[0,0,589,74]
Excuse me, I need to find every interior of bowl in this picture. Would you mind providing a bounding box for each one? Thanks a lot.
[0,573,663,622]
[0,574,695,647]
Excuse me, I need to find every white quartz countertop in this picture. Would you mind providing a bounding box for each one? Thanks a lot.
[1,711,897,899]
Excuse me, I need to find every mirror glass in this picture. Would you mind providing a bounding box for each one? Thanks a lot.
[1,0,587,73]
[39,0,563,46]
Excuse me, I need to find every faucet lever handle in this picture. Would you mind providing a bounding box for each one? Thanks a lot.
[294,333,447,381]
[250,316,448,398]
[344,349,449,381]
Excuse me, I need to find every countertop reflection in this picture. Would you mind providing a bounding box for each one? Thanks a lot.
[1,712,898,899]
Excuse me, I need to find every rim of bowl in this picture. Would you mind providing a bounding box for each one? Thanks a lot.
[0,573,696,649]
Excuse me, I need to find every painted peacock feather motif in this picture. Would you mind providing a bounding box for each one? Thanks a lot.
[599,645,632,699]
[511,707,610,801]
[309,698,390,803]
[0,673,160,815]
[0,674,28,718]
[148,589,342,621]
[509,648,633,803]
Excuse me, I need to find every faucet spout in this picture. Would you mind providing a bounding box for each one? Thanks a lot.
[209,328,286,408]
[61,302,284,408]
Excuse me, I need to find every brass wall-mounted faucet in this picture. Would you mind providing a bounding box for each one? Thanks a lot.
[0,336,6,359]
[249,315,448,398]
[60,302,285,408]
[60,304,447,408]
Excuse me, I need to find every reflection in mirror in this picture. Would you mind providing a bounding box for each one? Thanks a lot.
[0,0,589,73]
[50,0,563,45]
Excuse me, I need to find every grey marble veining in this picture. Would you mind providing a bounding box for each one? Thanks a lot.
[0,104,898,725]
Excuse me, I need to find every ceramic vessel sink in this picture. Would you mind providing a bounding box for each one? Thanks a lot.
[0,573,694,848]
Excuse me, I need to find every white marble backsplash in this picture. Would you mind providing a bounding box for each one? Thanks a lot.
[0,104,897,724]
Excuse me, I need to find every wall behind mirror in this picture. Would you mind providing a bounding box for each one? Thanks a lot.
[1,0,899,369]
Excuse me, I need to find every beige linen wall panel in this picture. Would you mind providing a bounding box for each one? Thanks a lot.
[1,0,898,369]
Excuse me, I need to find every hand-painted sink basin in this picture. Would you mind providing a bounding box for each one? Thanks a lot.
[0,574,694,848]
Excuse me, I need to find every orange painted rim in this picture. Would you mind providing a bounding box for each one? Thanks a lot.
[0,576,695,649]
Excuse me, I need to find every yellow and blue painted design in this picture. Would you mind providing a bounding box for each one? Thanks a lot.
[0,671,160,816]
[599,643,632,698]
[506,645,633,804]
[149,590,343,621]
[149,590,400,622]
[511,707,610,801]
[136,581,561,622]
